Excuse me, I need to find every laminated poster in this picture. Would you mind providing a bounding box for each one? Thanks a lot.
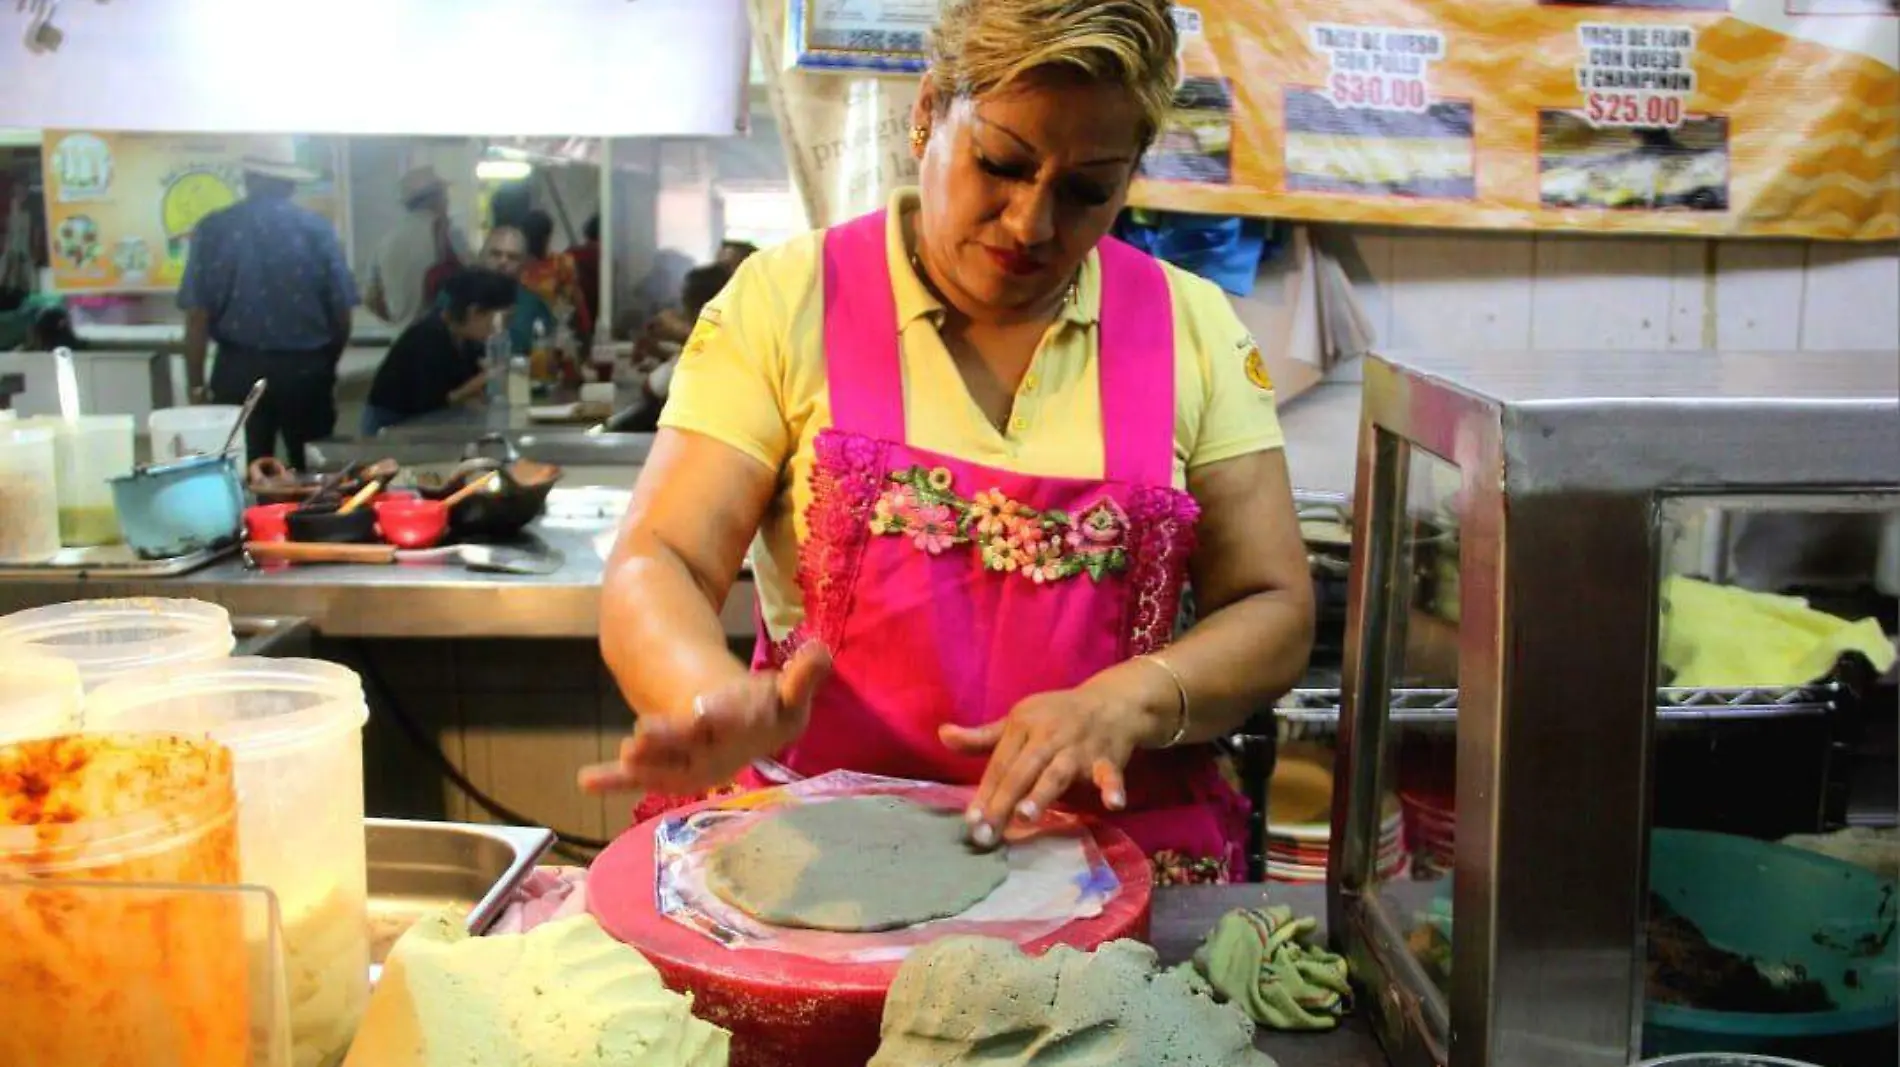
[1132,0,1897,239]
[40,132,345,294]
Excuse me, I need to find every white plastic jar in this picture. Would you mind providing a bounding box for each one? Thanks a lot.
[87,656,371,1067]
[0,597,234,692]
[0,653,83,743]
[0,425,59,562]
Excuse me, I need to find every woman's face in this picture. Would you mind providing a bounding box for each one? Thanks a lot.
[913,67,1145,322]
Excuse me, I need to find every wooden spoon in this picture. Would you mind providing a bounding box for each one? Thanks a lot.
[440,471,500,510]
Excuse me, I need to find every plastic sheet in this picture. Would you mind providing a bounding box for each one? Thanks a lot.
[656,771,1121,964]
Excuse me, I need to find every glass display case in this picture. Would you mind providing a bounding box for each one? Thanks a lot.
[1327,350,1899,1067]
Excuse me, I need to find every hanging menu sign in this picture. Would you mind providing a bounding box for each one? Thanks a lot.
[39,131,345,294]
[1131,0,1898,240]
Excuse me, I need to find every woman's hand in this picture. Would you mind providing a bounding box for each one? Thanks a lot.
[579,642,832,797]
[940,668,1175,848]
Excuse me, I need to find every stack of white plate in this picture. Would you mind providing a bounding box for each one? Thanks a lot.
[1263,743,1407,883]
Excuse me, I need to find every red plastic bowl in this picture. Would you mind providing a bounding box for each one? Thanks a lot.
[372,497,448,549]
[244,502,299,543]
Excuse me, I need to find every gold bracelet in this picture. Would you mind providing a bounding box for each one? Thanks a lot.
[1136,654,1191,749]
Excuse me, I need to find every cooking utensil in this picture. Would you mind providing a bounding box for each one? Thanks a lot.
[108,453,245,559]
[52,346,80,421]
[439,471,498,511]
[284,503,378,545]
[337,479,382,516]
[244,540,563,575]
[218,379,266,457]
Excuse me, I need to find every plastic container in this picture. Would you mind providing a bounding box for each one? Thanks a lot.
[0,731,249,1066]
[1644,828,1899,1062]
[0,652,83,743]
[1634,1048,1824,1055]
[87,657,372,1067]
[23,414,136,546]
[0,425,59,562]
[0,597,235,692]
[148,403,245,466]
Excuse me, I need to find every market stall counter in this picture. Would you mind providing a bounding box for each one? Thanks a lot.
[0,519,758,640]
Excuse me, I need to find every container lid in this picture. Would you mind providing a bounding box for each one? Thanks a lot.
[148,405,241,427]
[85,656,367,759]
[0,653,83,744]
[0,598,235,691]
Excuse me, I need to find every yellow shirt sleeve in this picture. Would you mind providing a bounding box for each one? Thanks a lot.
[656,252,796,473]
[1171,268,1287,470]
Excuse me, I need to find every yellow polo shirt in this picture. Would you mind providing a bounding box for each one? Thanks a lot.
[660,190,1285,638]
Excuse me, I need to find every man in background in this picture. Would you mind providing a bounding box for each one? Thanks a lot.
[441,225,554,355]
[366,166,467,325]
[179,143,356,467]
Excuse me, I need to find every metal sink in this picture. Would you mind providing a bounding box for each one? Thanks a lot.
[365,818,554,977]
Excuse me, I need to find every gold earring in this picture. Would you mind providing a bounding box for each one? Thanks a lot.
[908,125,929,150]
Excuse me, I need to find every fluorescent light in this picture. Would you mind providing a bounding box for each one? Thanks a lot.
[476,159,533,181]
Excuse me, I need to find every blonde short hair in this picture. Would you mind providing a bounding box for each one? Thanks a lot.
[927,0,1179,142]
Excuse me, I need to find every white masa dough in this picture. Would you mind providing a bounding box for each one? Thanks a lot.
[706,795,1010,932]
[343,911,729,1067]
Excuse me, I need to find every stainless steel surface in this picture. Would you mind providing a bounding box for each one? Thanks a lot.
[1278,684,1839,724]
[1380,349,1897,493]
[308,426,655,472]
[364,817,555,974]
[232,615,314,657]
[0,542,238,579]
[0,481,757,638]
[1331,350,1900,1067]
[1152,883,1390,1067]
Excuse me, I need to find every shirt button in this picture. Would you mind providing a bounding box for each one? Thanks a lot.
[1021,373,1039,392]
[1009,415,1028,434]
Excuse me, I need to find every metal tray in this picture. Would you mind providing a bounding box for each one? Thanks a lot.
[0,542,237,579]
[365,817,554,977]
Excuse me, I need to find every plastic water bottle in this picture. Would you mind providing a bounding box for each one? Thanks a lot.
[484,313,509,403]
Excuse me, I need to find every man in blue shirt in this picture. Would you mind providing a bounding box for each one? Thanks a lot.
[178,143,358,467]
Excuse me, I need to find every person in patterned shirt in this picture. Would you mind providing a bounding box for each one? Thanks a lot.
[178,143,357,467]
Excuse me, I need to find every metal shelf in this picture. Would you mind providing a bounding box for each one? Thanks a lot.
[1275,683,1839,724]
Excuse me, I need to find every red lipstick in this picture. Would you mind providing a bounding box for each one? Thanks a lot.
[983,246,1045,277]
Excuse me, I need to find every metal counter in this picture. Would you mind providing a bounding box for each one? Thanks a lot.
[0,522,757,640]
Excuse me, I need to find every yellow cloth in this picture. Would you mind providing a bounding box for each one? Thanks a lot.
[1659,576,1897,688]
[661,189,1286,638]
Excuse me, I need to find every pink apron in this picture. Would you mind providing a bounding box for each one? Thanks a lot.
[749,210,1249,880]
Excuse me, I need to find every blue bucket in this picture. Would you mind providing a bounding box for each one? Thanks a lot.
[108,453,245,559]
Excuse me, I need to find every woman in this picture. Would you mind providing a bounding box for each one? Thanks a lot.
[585,0,1313,883]
[518,210,594,339]
[361,268,516,435]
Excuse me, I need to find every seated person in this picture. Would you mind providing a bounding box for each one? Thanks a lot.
[362,268,517,435]
[619,262,733,433]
